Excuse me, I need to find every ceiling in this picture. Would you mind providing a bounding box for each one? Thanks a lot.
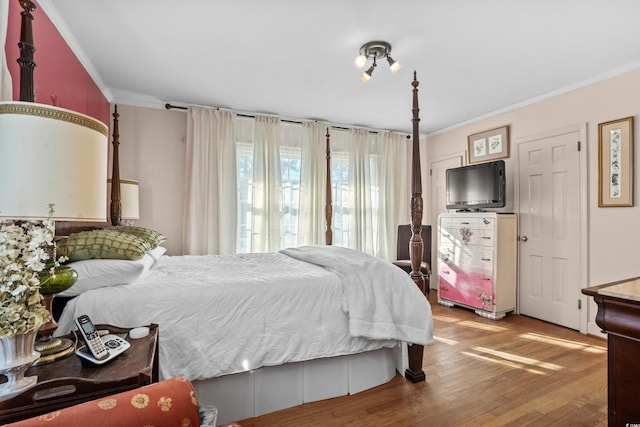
[38,0,640,135]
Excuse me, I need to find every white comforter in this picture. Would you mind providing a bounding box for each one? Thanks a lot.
[56,246,433,381]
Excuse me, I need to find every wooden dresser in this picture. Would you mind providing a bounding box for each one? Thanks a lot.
[583,280,640,427]
[437,212,517,319]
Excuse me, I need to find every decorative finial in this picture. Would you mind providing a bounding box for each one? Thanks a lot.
[19,0,36,12]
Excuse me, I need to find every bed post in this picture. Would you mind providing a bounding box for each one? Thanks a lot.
[325,128,333,245]
[405,71,426,383]
[17,0,36,102]
[110,105,122,226]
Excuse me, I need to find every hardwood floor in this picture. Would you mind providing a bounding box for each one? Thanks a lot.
[238,292,607,426]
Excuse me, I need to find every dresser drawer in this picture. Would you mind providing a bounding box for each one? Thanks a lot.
[438,263,495,311]
[440,218,495,248]
[440,215,496,230]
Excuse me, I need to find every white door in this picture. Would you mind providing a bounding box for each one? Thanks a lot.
[516,125,585,330]
[429,154,464,290]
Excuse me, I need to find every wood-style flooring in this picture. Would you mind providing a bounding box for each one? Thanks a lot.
[239,292,607,426]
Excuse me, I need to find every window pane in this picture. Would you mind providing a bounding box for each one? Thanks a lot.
[331,151,350,247]
[281,146,301,248]
[237,142,253,253]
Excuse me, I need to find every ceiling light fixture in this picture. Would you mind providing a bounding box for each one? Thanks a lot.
[354,41,401,82]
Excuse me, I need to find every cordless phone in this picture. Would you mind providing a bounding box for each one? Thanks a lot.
[75,314,109,361]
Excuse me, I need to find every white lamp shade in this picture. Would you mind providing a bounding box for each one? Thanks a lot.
[107,179,140,220]
[0,102,108,221]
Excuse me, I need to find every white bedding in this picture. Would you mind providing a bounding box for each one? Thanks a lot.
[55,246,433,381]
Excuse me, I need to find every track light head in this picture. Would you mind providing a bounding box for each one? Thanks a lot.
[386,54,401,73]
[354,54,367,68]
[361,56,377,82]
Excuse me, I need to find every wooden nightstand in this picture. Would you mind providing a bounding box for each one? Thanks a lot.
[0,324,159,424]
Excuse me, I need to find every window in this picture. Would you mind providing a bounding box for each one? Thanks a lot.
[331,150,350,247]
[236,141,253,254]
[280,146,302,249]
[236,121,303,252]
[233,119,408,257]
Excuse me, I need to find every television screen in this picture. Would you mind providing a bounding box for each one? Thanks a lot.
[446,160,506,211]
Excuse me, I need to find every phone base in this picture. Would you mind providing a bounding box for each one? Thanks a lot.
[76,335,130,366]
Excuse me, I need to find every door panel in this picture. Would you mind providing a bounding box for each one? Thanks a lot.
[517,128,582,329]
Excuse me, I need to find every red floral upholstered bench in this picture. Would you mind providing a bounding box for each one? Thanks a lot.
[4,377,243,427]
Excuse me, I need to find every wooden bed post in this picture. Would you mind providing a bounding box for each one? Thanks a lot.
[325,128,333,245]
[110,105,122,226]
[405,71,426,383]
[17,0,36,102]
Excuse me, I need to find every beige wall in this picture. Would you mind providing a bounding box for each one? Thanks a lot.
[110,104,187,255]
[423,67,640,334]
[425,67,640,285]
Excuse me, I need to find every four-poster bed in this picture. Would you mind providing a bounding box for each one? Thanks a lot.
[8,2,431,423]
[50,75,430,424]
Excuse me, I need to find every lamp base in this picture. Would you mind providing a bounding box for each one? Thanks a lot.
[32,337,75,366]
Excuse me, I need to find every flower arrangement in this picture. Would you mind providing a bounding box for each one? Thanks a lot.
[0,204,65,337]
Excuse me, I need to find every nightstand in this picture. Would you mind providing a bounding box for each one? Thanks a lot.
[0,324,159,424]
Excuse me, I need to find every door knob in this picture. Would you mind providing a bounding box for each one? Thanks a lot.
[519,236,528,242]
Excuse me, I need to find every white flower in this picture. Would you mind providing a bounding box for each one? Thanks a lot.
[10,284,27,296]
[0,204,57,337]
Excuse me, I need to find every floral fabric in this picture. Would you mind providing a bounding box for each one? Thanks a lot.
[5,377,201,427]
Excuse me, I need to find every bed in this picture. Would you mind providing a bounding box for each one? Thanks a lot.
[52,73,432,425]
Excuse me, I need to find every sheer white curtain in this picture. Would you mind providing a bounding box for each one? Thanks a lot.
[0,0,12,101]
[251,115,282,252]
[347,128,375,253]
[237,119,326,251]
[183,107,237,255]
[375,131,412,260]
[332,127,411,260]
[183,107,411,258]
[298,121,329,245]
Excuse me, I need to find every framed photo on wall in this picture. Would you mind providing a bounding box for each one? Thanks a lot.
[467,125,510,164]
[598,116,634,207]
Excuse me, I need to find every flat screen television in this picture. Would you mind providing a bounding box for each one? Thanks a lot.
[446,160,506,211]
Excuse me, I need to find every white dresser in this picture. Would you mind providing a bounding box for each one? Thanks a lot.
[437,212,517,319]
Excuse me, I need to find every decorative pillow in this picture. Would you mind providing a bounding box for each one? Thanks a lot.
[110,225,167,249]
[57,255,154,297]
[57,229,152,261]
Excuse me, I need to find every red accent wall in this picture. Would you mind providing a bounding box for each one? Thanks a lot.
[5,0,109,126]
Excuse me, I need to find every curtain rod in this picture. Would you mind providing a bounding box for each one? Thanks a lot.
[164,103,406,136]
[165,103,302,124]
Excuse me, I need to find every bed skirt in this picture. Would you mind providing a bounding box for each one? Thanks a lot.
[193,342,407,425]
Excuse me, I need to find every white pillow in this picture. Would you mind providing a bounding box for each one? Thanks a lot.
[57,254,154,297]
[147,246,167,266]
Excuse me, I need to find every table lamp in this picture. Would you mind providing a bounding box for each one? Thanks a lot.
[107,179,140,226]
[0,101,108,364]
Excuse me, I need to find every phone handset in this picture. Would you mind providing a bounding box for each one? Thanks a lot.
[74,314,109,361]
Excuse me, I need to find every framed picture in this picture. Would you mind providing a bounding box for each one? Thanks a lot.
[598,116,634,207]
[467,125,510,164]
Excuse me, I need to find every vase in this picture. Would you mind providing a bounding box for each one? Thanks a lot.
[38,264,78,296]
[0,330,40,397]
